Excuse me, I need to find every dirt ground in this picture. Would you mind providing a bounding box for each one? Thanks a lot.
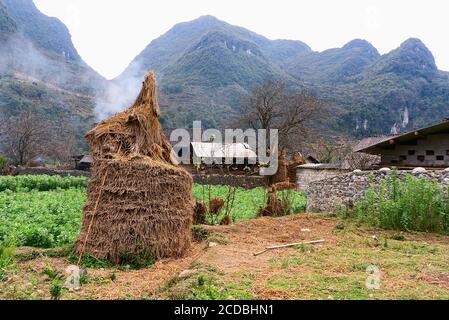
[1,214,448,300]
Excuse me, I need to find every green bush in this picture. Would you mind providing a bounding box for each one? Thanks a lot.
[352,173,449,234]
[0,236,16,270]
[0,175,88,192]
[0,155,7,168]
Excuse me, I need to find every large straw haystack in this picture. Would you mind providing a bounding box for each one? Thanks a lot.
[75,72,194,264]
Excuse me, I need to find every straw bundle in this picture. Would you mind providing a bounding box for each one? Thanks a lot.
[75,71,193,264]
[270,149,288,185]
[287,152,305,184]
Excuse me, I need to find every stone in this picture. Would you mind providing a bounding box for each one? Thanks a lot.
[64,265,81,291]
[208,242,218,248]
[443,168,449,173]
[379,168,391,173]
[353,169,363,175]
[412,167,427,174]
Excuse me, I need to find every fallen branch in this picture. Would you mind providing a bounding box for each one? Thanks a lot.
[253,240,325,256]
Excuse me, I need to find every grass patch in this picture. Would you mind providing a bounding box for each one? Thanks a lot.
[161,271,254,300]
[192,184,306,221]
[0,175,305,252]
[350,172,449,234]
[0,189,85,248]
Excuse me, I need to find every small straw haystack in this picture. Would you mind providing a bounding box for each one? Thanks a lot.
[75,71,194,265]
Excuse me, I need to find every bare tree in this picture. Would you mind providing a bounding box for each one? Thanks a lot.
[279,91,327,150]
[0,110,49,166]
[237,80,327,152]
[45,124,79,166]
[238,80,286,131]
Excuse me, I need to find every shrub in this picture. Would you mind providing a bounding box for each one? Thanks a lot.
[192,184,306,222]
[0,175,88,192]
[50,280,62,300]
[0,236,16,269]
[352,173,449,234]
[0,189,85,248]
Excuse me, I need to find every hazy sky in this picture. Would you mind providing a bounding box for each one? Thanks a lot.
[34,0,449,79]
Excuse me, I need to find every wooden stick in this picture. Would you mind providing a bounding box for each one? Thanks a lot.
[253,240,325,256]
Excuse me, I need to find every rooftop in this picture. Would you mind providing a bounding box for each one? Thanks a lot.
[354,119,449,154]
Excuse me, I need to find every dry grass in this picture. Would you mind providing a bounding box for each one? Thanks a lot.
[75,71,194,264]
[1,214,448,300]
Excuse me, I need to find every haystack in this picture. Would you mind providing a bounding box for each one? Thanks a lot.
[270,149,288,185]
[287,152,305,184]
[75,71,194,265]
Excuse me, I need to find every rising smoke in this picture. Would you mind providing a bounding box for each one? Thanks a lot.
[94,61,145,120]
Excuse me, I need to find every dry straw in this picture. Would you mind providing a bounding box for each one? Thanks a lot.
[75,71,194,265]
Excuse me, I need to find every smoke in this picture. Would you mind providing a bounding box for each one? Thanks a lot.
[0,30,143,123]
[0,32,104,96]
[94,62,144,120]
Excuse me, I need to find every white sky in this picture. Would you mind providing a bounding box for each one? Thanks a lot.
[34,0,449,79]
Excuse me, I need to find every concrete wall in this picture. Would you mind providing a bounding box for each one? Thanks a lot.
[306,169,449,213]
[296,167,349,191]
[381,134,449,167]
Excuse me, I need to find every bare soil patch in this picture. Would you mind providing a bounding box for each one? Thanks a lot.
[2,214,449,300]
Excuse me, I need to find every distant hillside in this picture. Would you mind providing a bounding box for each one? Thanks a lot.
[3,0,82,64]
[0,0,16,33]
[3,8,449,147]
[114,16,449,137]
[113,16,306,128]
[284,39,381,84]
[0,0,105,152]
[288,38,449,137]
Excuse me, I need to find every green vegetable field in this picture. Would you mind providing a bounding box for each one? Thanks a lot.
[0,175,307,249]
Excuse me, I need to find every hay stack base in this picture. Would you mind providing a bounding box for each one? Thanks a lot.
[76,159,193,264]
[75,71,193,265]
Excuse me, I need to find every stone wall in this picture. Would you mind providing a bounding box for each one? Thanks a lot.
[192,174,267,189]
[306,169,449,212]
[296,166,349,191]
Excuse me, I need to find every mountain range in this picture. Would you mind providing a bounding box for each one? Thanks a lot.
[0,0,106,148]
[2,0,449,152]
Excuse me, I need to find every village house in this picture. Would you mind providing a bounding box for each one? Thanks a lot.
[72,154,93,171]
[354,119,449,168]
[173,141,258,172]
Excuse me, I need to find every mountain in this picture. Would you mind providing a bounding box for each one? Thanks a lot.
[3,0,82,64]
[113,15,307,128]
[0,0,16,34]
[3,8,449,147]
[296,38,449,137]
[0,0,106,151]
[115,16,449,138]
[284,39,381,84]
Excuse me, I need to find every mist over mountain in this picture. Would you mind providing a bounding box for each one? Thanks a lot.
[111,15,449,136]
[2,4,449,147]
[0,0,107,150]
[108,15,306,127]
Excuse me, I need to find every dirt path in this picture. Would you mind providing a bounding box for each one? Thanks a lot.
[2,214,449,300]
